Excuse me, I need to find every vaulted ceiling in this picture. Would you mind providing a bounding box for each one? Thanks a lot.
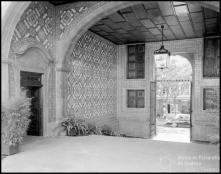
[49,1,220,44]
[88,1,220,44]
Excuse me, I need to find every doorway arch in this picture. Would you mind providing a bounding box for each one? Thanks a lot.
[2,1,220,138]
[147,38,204,140]
[154,53,193,142]
[57,1,218,138]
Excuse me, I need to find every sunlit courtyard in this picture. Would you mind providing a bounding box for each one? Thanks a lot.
[2,136,219,172]
[2,1,220,173]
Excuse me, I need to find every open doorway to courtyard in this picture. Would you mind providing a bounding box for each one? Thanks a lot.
[153,55,192,143]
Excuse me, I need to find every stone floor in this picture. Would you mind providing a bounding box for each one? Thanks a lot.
[2,135,219,172]
[1,155,7,160]
[152,126,190,143]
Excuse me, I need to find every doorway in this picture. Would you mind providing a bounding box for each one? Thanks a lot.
[20,71,43,136]
[152,55,192,143]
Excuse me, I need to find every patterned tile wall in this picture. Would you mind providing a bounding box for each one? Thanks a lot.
[9,1,57,123]
[8,1,107,124]
[65,31,117,122]
[11,1,55,51]
[48,64,56,122]
[55,1,103,39]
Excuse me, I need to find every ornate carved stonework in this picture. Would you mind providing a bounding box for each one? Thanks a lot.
[11,37,39,54]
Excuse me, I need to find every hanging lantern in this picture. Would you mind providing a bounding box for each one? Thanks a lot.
[154,25,170,69]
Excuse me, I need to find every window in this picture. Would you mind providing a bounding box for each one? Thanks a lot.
[127,90,145,108]
[127,44,145,79]
[203,88,219,110]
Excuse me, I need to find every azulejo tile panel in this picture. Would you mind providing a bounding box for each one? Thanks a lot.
[48,65,56,123]
[12,1,55,50]
[56,1,98,39]
[65,31,117,120]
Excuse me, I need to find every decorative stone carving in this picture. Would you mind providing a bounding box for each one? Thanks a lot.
[11,37,39,54]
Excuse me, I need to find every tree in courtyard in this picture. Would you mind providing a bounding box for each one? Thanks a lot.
[156,56,192,117]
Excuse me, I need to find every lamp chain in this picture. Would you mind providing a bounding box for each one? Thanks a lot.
[161,25,164,46]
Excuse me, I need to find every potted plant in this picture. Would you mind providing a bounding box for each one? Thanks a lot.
[60,116,89,136]
[1,89,32,155]
[100,124,121,136]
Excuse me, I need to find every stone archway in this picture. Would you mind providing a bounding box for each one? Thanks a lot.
[2,1,219,65]
[154,53,193,141]
[2,1,220,79]
[55,1,219,138]
[60,1,220,68]
[57,1,218,129]
[2,1,220,138]
[2,2,31,59]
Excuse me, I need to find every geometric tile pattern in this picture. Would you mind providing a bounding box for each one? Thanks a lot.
[12,1,55,50]
[48,65,56,123]
[9,2,56,123]
[58,6,88,38]
[55,1,98,39]
[89,1,220,44]
[65,31,117,119]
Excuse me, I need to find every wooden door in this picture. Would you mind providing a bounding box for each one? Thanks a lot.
[26,87,41,136]
[190,82,193,141]
[20,71,42,136]
[150,81,157,137]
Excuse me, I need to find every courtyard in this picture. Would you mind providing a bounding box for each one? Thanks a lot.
[152,126,190,143]
[2,135,219,172]
[1,1,220,173]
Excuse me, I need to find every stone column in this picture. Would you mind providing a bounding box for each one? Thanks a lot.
[1,59,11,104]
[55,67,65,121]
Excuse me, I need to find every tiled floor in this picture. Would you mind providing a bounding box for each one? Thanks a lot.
[2,135,219,172]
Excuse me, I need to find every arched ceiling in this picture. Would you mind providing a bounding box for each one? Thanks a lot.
[48,1,219,44]
[88,1,220,44]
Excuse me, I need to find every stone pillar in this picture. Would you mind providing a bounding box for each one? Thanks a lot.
[52,66,69,136]
[1,59,10,104]
[55,67,65,121]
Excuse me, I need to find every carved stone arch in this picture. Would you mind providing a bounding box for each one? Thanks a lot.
[60,1,220,69]
[2,1,219,63]
[58,1,219,122]
[11,38,55,93]
[171,53,194,71]
[2,1,31,59]
[2,0,220,138]
[12,38,54,64]
[60,1,141,68]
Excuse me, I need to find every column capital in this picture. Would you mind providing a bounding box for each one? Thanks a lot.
[56,66,71,72]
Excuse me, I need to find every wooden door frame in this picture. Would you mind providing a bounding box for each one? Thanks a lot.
[190,81,193,142]
[12,42,54,137]
[152,53,194,141]
[150,81,157,137]
[16,65,49,136]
